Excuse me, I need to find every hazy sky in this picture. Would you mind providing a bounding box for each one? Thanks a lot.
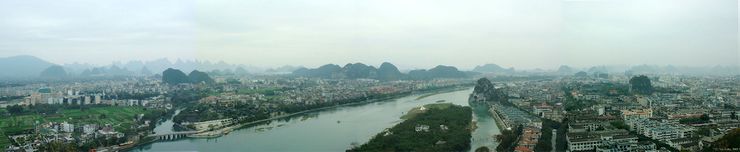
[0,0,737,69]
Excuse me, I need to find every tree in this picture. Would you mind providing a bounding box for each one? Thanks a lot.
[7,105,24,115]
[711,128,740,150]
[610,120,629,130]
[629,75,654,95]
[475,146,491,152]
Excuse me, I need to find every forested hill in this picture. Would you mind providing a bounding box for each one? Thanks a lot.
[348,103,472,152]
[470,78,507,104]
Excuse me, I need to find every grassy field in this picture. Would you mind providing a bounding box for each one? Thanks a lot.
[0,129,10,149]
[0,107,149,136]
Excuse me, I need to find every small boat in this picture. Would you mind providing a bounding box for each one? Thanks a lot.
[337,120,341,123]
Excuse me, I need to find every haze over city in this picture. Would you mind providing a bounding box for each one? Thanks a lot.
[1,0,737,70]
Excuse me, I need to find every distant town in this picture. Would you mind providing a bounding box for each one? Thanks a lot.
[470,70,739,152]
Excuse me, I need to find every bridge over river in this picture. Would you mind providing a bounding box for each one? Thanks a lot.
[148,131,200,141]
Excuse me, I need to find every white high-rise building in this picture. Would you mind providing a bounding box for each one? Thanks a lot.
[94,95,101,104]
[84,96,91,105]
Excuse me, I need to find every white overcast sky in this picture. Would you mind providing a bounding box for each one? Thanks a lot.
[0,0,737,69]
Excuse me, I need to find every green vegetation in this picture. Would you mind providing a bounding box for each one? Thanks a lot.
[293,62,468,80]
[279,91,413,114]
[562,88,596,111]
[350,103,472,152]
[587,82,630,96]
[711,128,740,151]
[474,146,491,152]
[0,95,25,101]
[174,102,270,123]
[162,68,216,85]
[610,120,629,130]
[629,75,654,95]
[162,68,191,85]
[694,127,714,137]
[377,62,404,81]
[0,129,10,149]
[471,78,508,105]
[0,106,167,149]
[0,107,7,115]
[188,70,215,84]
[168,89,209,104]
[37,141,77,152]
[400,103,453,120]
[654,87,686,94]
[496,125,523,152]
[0,107,163,135]
[678,114,710,125]
[535,119,561,152]
[556,119,569,151]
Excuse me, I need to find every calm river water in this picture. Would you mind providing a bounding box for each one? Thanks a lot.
[131,88,500,152]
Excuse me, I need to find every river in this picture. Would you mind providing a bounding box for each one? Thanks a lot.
[131,88,500,152]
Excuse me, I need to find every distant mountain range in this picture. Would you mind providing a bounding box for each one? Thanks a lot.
[39,65,68,78]
[292,62,469,81]
[0,55,260,79]
[408,65,468,80]
[162,68,215,85]
[0,55,56,78]
[472,64,515,74]
[265,65,304,74]
[553,65,740,76]
[0,55,737,80]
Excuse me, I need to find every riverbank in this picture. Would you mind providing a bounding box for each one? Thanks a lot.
[490,106,508,131]
[190,86,471,138]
